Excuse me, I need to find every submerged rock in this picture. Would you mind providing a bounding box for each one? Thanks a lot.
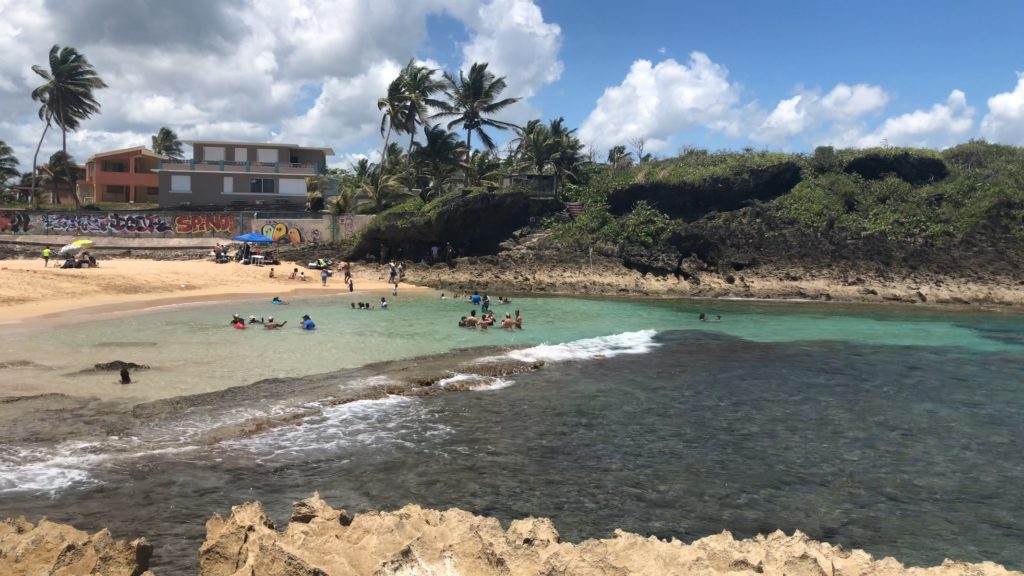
[0,516,152,576]
[197,493,1023,576]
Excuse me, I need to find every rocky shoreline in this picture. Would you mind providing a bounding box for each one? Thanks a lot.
[405,250,1024,309]
[3,493,1020,575]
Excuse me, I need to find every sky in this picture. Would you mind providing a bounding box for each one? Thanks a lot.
[2,0,1024,171]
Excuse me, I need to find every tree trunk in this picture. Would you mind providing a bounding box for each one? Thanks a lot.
[463,129,472,187]
[31,117,51,205]
[406,130,416,192]
[380,123,393,174]
[59,102,82,208]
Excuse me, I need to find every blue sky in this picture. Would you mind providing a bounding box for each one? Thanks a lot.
[530,0,1024,152]
[3,0,1024,168]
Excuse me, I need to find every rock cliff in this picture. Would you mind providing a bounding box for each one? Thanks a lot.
[198,493,1022,576]
[0,516,152,575]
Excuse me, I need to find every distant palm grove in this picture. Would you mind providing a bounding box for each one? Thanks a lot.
[2,46,1024,259]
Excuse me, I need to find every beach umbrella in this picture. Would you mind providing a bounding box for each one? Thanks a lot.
[71,239,94,247]
[59,244,83,255]
[232,232,274,244]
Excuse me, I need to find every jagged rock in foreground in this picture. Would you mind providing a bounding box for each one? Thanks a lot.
[200,493,1022,576]
[0,516,152,576]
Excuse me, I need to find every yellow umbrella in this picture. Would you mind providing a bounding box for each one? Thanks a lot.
[71,239,94,247]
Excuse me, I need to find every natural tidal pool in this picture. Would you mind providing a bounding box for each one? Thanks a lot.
[1,293,1022,573]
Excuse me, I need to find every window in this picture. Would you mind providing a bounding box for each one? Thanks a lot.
[170,175,191,192]
[204,146,225,162]
[249,178,275,194]
[257,148,278,163]
[279,178,306,196]
[102,161,127,172]
[234,148,248,162]
[223,177,234,193]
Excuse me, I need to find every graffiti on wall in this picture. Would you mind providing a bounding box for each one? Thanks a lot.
[0,212,32,233]
[42,213,174,234]
[260,222,320,244]
[174,214,236,234]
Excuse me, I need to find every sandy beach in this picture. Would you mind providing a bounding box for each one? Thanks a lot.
[0,257,426,324]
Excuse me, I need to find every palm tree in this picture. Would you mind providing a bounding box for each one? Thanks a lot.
[607,145,632,170]
[326,186,357,216]
[465,150,504,190]
[0,140,19,190]
[151,127,183,159]
[31,45,107,207]
[305,174,328,211]
[434,62,520,185]
[376,76,408,174]
[41,151,83,204]
[548,117,585,193]
[396,61,446,185]
[412,124,463,200]
[362,165,408,210]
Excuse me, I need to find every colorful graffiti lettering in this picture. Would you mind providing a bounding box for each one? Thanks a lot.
[261,222,309,243]
[0,211,32,233]
[174,214,236,234]
[41,213,174,234]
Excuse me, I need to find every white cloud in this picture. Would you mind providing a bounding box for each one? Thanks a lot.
[460,0,563,99]
[0,0,564,171]
[578,52,741,153]
[981,75,1024,144]
[753,83,889,144]
[841,90,974,149]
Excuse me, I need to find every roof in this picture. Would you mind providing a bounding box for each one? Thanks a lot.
[86,146,166,162]
[181,140,335,156]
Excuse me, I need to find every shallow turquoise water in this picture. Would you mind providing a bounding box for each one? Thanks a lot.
[1,294,1023,572]
[1,292,1017,400]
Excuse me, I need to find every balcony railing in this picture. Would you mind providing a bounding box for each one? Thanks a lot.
[157,159,323,175]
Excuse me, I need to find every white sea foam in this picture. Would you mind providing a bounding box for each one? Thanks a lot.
[438,373,516,391]
[0,442,111,495]
[503,329,660,363]
[224,395,448,460]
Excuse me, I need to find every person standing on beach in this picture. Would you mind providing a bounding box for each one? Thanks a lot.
[42,246,52,267]
[348,278,354,292]
[321,268,329,287]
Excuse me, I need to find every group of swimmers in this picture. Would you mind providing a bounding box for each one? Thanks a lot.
[351,297,388,310]
[698,313,722,322]
[230,312,315,330]
[459,309,521,331]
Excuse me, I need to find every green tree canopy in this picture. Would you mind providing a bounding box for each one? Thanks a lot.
[151,126,184,159]
[31,45,107,207]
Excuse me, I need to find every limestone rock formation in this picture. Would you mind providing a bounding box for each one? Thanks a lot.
[0,516,152,576]
[198,493,1023,576]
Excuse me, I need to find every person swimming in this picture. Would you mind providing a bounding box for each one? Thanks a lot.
[264,316,287,329]
[501,313,514,330]
[301,314,316,330]
[271,296,288,305]
[248,315,264,324]
[380,297,388,309]
[119,367,131,384]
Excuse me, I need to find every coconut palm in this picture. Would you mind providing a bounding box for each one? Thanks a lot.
[305,174,329,212]
[327,186,357,216]
[396,61,446,182]
[0,140,19,187]
[465,150,504,190]
[361,164,410,211]
[31,45,107,207]
[376,76,408,174]
[151,127,183,159]
[434,62,520,185]
[607,145,632,170]
[412,124,463,200]
[40,151,83,204]
[548,117,585,193]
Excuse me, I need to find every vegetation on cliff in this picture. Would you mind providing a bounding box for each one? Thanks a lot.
[541,141,1024,274]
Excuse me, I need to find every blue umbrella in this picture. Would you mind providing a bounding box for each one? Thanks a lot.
[232,232,274,243]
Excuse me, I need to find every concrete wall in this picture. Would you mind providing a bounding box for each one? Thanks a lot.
[0,210,372,242]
